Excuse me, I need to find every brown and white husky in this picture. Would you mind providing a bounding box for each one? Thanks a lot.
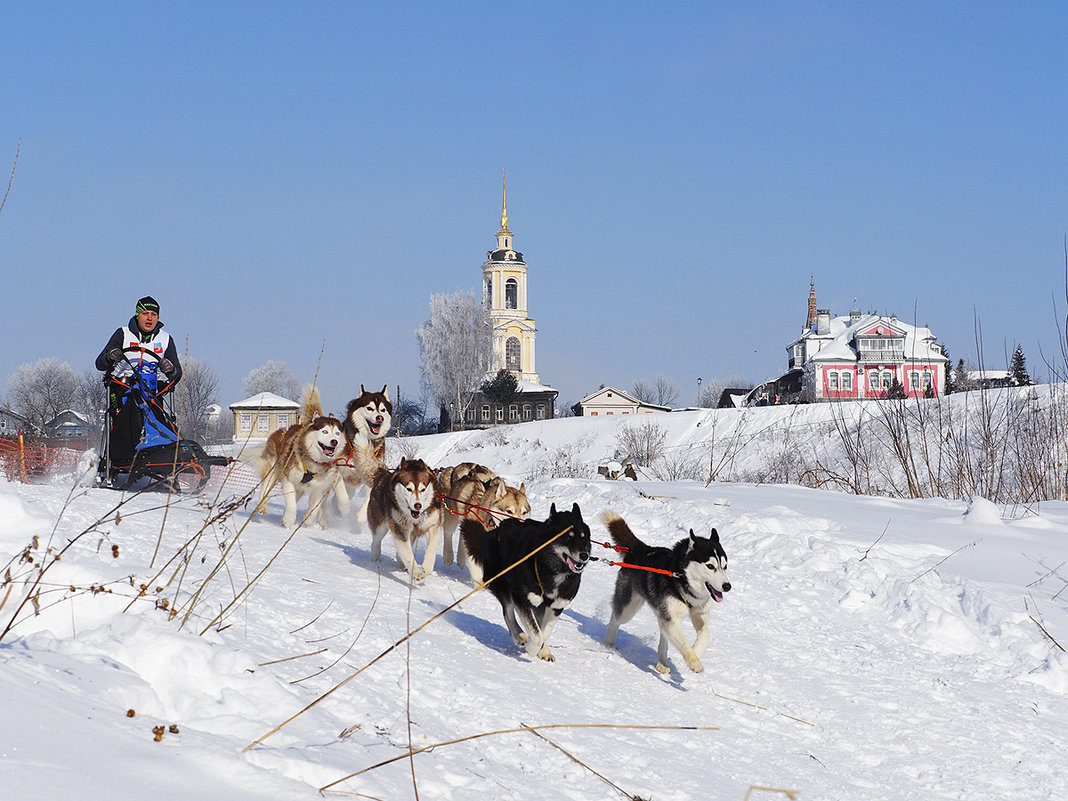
[353,444,443,582]
[437,463,531,579]
[248,388,344,529]
[334,384,392,518]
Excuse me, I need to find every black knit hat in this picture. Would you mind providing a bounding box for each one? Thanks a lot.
[136,296,160,315]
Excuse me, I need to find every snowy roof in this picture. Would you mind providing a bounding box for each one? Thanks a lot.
[791,313,946,365]
[228,391,300,410]
[516,379,557,395]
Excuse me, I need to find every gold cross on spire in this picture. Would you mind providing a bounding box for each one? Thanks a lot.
[500,168,510,232]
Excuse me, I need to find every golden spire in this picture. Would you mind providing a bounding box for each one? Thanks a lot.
[499,169,510,232]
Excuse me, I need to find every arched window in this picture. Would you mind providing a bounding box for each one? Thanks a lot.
[505,278,518,310]
[484,276,493,308]
[506,337,521,371]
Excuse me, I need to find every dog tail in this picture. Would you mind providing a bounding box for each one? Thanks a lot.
[600,509,642,551]
[347,436,385,485]
[460,517,488,567]
[299,384,325,421]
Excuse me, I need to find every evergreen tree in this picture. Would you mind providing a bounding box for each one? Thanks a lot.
[480,369,519,408]
[1009,344,1031,386]
[887,376,906,400]
[954,358,970,392]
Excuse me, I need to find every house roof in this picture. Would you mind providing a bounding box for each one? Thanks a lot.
[790,313,946,365]
[516,380,557,396]
[229,391,300,410]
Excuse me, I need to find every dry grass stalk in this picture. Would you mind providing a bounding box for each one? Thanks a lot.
[243,525,575,753]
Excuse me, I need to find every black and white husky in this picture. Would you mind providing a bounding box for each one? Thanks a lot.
[462,503,591,662]
[601,510,731,674]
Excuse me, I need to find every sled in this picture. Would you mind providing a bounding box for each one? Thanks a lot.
[97,356,229,493]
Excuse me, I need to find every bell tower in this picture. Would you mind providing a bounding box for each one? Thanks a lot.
[482,172,539,383]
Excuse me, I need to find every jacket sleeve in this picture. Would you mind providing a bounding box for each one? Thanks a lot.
[95,328,125,371]
[162,337,183,383]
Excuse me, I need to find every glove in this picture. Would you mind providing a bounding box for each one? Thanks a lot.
[107,348,122,364]
[159,358,174,376]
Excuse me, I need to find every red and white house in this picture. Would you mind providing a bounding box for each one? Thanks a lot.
[784,289,948,402]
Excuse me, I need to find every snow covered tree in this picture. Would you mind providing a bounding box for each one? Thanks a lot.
[1009,344,1032,386]
[242,360,300,400]
[417,289,491,429]
[4,357,79,431]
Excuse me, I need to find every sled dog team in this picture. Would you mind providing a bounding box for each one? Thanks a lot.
[245,384,732,673]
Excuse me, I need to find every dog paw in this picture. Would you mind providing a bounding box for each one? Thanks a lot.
[685,656,705,673]
[655,662,671,675]
[537,648,555,662]
[411,566,427,582]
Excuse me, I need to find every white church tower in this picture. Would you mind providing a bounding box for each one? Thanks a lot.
[482,172,539,383]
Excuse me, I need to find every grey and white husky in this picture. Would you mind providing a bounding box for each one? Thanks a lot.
[601,510,731,674]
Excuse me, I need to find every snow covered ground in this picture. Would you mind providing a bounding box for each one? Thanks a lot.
[2,407,1066,800]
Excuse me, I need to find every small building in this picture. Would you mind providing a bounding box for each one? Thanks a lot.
[229,392,301,443]
[463,380,558,428]
[578,386,672,416]
[45,410,91,439]
[0,407,37,437]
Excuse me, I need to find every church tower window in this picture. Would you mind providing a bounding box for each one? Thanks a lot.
[506,337,521,371]
[505,278,518,310]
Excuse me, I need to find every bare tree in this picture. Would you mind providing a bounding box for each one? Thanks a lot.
[632,373,680,407]
[417,289,491,429]
[175,358,220,442]
[616,420,668,467]
[73,370,108,433]
[699,375,755,408]
[242,360,300,399]
[4,357,79,430]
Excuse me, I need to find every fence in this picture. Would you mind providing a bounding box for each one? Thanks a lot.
[0,434,84,483]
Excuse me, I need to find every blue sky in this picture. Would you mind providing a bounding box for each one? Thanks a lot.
[2,2,1066,413]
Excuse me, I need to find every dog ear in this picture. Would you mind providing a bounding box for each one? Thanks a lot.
[549,502,557,516]
[381,385,389,400]
[399,457,408,468]
[360,384,366,394]
[519,482,526,494]
[708,527,719,542]
[571,502,581,517]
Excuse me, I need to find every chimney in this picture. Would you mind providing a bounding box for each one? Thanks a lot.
[817,309,831,335]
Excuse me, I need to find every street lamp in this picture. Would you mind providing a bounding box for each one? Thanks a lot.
[697,377,702,408]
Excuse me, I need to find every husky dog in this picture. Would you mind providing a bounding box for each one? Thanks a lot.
[461,503,591,662]
[438,463,531,573]
[335,385,393,517]
[601,510,731,674]
[360,453,444,582]
[249,390,344,529]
